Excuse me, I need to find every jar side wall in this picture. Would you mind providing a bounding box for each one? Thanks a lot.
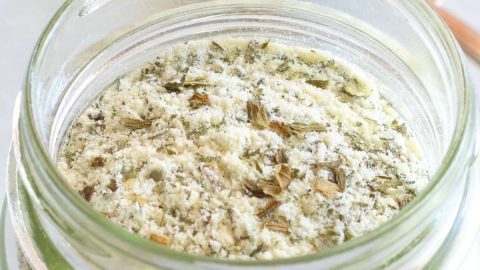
[15,0,476,269]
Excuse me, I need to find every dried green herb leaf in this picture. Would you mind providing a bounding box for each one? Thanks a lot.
[341,80,372,97]
[120,118,152,130]
[277,62,290,72]
[64,151,76,167]
[256,200,283,218]
[290,122,326,132]
[148,169,163,182]
[244,182,271,198]
[189,93,211,109]
[392,119,408,135]
[163,81,183,93]
[344,230,355,240]
[166,148,177,155]
[246,40,261,64]
[372,177,401,193]
[255,160,263,173]
[257,179,282,196]
[107,179,117,192]
[316,178,339,197]
[88,111,105,121]
[90,156,105,167]
[211,41,226,53]
[334,168,346,192]
[210,63,224,73]
[260,39,270,49]
[263,215,289,233]
[315,160,341,170]
[249,244,264,257]
[81,186,95,202]
[148,131,168,140]
[274,164,292,191]
[246,101,270,128]
[306,79,329,89]
[275,148,288,164]
[396,194,414,208]
[269,121,292,137]
[183,76,214,88]
[150,234,172,246]
[252,88,263,100]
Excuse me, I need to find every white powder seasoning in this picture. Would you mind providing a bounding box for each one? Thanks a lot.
[58,38,429,260]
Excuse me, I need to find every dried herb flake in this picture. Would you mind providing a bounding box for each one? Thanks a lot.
[256,200,283,218]
[263,215,289,233]
[189,93,211,109]
[306,79,329,89]
[290,122,326,133]
[120,118,152,130]
[269,121,292,137]
[246,101,270,128]
[316,179,339,197]
[149,233,172,246]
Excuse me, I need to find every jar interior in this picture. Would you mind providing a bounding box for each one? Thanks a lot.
[47,2,448,171]
[24,0,466,264]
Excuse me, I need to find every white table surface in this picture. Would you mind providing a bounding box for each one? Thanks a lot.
[1,0,479,268]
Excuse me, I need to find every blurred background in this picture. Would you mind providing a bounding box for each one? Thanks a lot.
[0,0,479,268]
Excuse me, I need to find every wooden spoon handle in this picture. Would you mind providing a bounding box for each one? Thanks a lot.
[430,4,480,63]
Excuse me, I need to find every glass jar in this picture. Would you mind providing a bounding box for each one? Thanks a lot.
[5,0,479,269]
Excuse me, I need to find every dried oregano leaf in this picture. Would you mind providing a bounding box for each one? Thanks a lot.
[254,160,263,173]
[90,156,105,167]
[372,177,401,193]
[316,160,342,170]
[244,182,271,198]
[246,101,270,128]
[334,168,346,192]
[257,179,281,196]
[163,74,213,93]
[149,233,172,246]
[64,151,76,167]
[211,41,226,53]
[257,164,292,196]
[120,118,152,130]
[260,39,270,49]
[269,121,292,137]
[211,41,233,65]
[256,200,283,218]
[275,164,292,191]
[277,62,290,72]
[306,79,329,89]
[107,179,117,192]
[249,244,264,257]
[396,194,414,208]
[183,76,214,88]
[246,40,261,64]
[263,215,289,233]
[189,93,211,109]
[275,148,288,164]
[342,79,372,97]
[80,186,94,202]
[148,169,163,182]
[290,122,326,133]
[316,179,339,197]
[392,119,408,135]
[163,81,183,93]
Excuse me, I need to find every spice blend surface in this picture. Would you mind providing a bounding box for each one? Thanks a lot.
[58,39,429,260]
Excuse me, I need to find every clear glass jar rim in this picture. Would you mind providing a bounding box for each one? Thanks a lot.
[18,0,477,266]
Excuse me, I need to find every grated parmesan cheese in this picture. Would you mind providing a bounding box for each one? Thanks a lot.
[58,38,429,260]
